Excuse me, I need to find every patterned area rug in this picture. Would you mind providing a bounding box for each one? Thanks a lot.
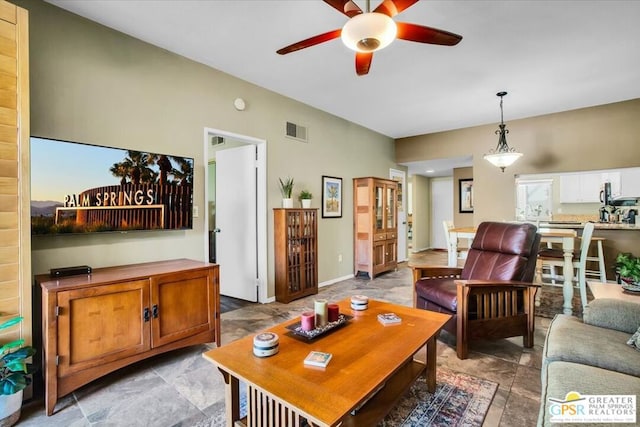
[535,283,593,319]
[194,368,497,426]
[379,368,498,427]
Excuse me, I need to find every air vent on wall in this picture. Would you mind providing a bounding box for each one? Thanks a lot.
[211,136,225,146]
[285,121,308,143]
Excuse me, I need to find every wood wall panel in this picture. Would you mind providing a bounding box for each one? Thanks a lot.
[0,88,15,108]
[0,158,16,177]
[0,141,17,160]
[0,212,18,229]
[0,1,29,345]
[0,279,19,300]
[0,1,14,24]
[0,176,17,194]
[0,123,16,143]
[0,71,16,90]
[0,193,16,211]
[0,229,17,245]
[0,105,16,126]
[0,246,18,264]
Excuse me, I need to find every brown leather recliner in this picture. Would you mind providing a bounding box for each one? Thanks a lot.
[411,221,541,359]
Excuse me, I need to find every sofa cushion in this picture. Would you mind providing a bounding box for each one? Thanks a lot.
[538,361,640,427]
[583,298,640,334]
[542,314,640,378]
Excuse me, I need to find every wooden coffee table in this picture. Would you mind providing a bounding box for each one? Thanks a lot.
[203,298,451,427]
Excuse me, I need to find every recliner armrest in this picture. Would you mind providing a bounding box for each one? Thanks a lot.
[454,279,541,289]
[583,298,640,334]
[410,264,462,286]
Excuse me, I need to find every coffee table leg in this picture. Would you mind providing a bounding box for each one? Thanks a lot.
[218,368,240,424]
[426,336,437,392]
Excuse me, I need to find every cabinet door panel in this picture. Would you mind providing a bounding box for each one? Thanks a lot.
[57,280,150,377]
[150,269,213,347]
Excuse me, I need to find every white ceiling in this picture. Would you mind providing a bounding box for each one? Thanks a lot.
[45,0,640,176]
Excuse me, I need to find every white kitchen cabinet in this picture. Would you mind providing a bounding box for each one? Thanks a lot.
[560,173,601,203]
[620,168,640,197]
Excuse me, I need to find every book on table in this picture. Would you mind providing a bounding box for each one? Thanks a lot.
[304,351,332,367]
[377,313,402,325]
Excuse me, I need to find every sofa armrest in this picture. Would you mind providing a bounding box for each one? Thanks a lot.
[583,298,640,334]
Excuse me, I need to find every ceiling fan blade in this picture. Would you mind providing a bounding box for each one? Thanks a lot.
[355,52,373,76]
[396,22,463,46]
[323,0,362,18]
[374,0,419,17]
[277,29,342,55]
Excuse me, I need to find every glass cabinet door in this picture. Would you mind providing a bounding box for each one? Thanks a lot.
[386,185,395,229]
[375,184,384,230]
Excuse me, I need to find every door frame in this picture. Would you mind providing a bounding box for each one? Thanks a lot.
[203,128,268,303]
[389,168,407,262]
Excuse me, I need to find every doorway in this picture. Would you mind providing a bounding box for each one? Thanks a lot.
[204,128,267,303]
[431,177,454,249]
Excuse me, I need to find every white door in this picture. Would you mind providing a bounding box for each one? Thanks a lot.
[431,178,453,249]
[215,144,257,301]
[390,169,407,262]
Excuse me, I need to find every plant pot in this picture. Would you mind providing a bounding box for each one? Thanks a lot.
[282,198,293,208]
[0,390,23,427]
[301,199,311,209]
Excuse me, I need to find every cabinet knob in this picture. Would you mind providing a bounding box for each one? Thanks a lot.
[152,305,159,318]
[143,307,150,322]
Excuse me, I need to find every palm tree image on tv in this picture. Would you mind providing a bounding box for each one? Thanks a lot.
[31,141,194,235]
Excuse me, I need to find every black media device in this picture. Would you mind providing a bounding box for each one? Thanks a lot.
[50,265,92,278]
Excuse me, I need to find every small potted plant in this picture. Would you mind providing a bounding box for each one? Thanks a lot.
[615,252,640,284]
[299,190,312,208]
[0,316,36,426]
[279,177,294,208]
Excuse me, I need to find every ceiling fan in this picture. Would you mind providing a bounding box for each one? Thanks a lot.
[276,0,463,76]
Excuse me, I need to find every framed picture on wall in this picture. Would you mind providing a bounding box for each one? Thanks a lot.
[459,179,474,213]
[322,176,342,218]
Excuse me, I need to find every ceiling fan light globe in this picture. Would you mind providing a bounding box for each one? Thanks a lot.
[341,13,397,53]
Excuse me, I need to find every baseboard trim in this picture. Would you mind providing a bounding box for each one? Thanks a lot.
[319,274,354,288]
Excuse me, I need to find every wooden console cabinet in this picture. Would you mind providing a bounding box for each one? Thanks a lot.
[274,208,318,303]
[36,259,219,415]
[353,177,398,279]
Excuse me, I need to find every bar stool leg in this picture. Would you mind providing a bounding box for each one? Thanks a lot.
[597,239,606,282]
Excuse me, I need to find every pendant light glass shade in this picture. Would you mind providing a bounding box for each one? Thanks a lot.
[484,92,522,172]
[341,13,397,53]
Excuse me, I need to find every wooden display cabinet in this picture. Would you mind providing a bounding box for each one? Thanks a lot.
[354,177,398,279]
[274,209,318,303]
[36,259,219,415]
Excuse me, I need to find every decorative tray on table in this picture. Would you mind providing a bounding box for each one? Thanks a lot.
[286,314,353,340]
[621,283,640,294]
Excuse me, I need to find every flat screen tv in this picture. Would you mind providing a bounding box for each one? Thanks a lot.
[30,137,194,235]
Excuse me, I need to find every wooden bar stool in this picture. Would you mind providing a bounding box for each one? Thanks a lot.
[583,236,607,282]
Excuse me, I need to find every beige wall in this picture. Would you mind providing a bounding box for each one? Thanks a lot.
[16,0,397,298]
[397,98,640,224]
[410,175,431,252]
[452,167,474,227]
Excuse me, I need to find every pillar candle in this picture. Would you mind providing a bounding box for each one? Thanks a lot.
[301,311,316,331]
[314,299,328,327]
[328,304,339,322]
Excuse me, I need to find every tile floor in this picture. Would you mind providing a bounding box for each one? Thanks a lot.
[19,250,550,426]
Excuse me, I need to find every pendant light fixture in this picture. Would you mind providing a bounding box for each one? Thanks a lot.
[484,91,522,172]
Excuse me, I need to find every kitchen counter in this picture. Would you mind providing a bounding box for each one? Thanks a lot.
[538,221,640,231]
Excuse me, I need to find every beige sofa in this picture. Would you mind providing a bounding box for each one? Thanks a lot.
[538,298,640,426]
